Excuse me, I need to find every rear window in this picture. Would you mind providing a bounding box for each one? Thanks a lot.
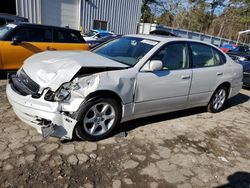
[53,30,83,43]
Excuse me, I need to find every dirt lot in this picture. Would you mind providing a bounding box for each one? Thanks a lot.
[0,79,250,188]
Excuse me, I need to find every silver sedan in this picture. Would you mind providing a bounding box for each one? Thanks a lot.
[7,35,243,141]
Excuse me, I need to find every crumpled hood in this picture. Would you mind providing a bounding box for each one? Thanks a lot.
[22,51,128,90]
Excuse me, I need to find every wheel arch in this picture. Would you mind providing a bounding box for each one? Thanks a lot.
[85,89,123,108]
[209,81,231,104]
[215,82,231,96]
[73,90,123,141]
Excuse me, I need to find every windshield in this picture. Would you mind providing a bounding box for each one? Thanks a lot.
[92,37,158,66]
[0,24,14,40]
[84,30,97,37]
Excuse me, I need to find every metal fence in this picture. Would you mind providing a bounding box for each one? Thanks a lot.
[137,23,248,46]
[16,0,142,34]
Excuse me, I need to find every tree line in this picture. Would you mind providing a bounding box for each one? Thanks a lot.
[141,0,250,43]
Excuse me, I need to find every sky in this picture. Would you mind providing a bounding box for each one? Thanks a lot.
[150,0,230,17]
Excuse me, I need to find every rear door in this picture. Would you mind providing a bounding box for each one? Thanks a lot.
[1,26,52,69]
[188,42,227,106]
[50,29,89,51]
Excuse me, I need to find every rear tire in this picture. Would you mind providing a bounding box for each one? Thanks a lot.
[207,86,228,113]
[74,97,121,141]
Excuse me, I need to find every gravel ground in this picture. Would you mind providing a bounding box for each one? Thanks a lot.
[0,79,250,188]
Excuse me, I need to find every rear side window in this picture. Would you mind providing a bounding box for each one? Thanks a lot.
[212,48,226,65]
[152,42,188,70]
[53,30,83,43]
[13,27,53,42]
[190,43,216,68]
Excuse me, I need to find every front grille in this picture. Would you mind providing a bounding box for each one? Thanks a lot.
[11,69,40,96]
[18,69,40,93]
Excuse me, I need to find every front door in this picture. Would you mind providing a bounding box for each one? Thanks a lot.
[134,42,192,115]
[1,26,52,69]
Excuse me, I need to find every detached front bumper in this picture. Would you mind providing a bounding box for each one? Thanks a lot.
[6,82,77,139]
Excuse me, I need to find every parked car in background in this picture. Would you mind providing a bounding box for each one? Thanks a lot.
[220,44,237,53]
[227,45,250,61]
[0,13,28,27]
[238,61,250,87]
[0,23,89,70]
[87,34,121,48]
[227,46,250,87]
[82,29,113,41]
[150,29,177,36]
[7,35,243,141]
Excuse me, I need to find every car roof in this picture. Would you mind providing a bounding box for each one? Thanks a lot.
[126,34,221,47]
[0,13,28,20]
[10,22,80,32]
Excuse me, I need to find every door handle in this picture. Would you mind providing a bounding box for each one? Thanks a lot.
[181,75,191,79]
[217,72,223,76]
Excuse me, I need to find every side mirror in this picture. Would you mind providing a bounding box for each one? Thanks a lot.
[141,60,163,72]
[11,37,22,45]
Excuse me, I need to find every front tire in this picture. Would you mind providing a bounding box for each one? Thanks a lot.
[74,97,121,141]
[207,87,228,113]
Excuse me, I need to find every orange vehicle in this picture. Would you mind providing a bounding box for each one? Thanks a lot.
[0,23,89,70]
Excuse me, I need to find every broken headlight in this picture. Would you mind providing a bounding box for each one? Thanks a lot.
[53,82,80,102]
[45,75,99,102]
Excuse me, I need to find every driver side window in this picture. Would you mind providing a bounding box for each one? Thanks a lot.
[151,42,188,70]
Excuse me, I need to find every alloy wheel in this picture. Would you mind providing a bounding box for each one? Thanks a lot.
[212,89,226,110]
[83,102,116,136]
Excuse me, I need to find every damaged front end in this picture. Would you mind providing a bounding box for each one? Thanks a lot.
[7,50,131,139]
[7,69,101,139]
